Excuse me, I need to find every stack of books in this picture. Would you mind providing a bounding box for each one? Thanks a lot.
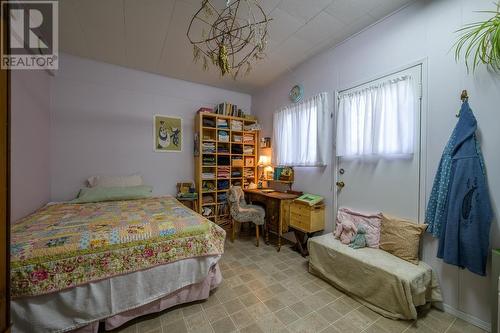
[197,107,213,114]
[215,102,245,117]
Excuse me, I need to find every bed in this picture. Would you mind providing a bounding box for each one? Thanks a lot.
[308,234,442,320]
[10,196,226,332]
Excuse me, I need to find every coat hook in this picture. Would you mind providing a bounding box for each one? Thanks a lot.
[457,90,469,117]
[460,90,468,103]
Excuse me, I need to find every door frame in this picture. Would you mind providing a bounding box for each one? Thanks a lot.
[333,58,428,224]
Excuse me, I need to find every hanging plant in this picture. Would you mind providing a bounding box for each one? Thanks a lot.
[454,2,500,72]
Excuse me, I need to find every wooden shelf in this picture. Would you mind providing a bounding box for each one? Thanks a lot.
[196,111,259,223]
[199,113,257,122]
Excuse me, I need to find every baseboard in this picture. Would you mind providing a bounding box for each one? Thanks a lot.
[441,303,492,332]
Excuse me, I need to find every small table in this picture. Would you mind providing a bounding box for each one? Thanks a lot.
[291,230,319,257]
[289,200,325,257]
[177,197,199,213]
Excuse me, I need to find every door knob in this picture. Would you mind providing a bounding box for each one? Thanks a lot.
[336,181,345,189]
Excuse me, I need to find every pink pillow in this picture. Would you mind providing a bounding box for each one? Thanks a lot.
[333,218,357,245]
[337,208,382,248]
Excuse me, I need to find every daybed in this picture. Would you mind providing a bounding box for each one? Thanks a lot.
[10,196,225,333]
[308,234,442,320]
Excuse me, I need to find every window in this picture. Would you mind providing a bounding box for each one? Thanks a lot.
[273,92,328,166]
[336,74,417,157]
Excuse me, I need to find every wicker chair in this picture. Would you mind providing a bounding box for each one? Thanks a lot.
[227,186,265,246]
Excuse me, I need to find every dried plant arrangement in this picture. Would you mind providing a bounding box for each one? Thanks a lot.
[187,0,271,78]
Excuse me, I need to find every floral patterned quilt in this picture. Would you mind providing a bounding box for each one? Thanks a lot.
[10,196,225,298]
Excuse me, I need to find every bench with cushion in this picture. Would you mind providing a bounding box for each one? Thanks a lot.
[308,234,442,320]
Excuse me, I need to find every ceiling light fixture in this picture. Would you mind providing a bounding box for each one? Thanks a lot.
[187,0,272,78]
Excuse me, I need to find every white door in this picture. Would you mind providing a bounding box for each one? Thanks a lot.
[336,65,423,221]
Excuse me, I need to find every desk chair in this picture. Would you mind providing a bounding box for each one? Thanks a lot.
[228,186,265,246]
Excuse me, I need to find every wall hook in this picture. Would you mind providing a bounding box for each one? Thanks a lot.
[457,90,469,117]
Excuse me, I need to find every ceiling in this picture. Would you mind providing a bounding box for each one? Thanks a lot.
[59,0,413,93]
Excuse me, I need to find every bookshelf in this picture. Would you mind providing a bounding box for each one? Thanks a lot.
[195,111,260,227]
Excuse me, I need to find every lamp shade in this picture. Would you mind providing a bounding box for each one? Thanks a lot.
[258,155,271,166]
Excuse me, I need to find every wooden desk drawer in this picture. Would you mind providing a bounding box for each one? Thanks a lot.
[290,214,309,231]
[290,205,311,218]
[290,202,325,233]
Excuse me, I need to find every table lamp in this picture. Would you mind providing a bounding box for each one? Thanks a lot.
[258,155,271,188]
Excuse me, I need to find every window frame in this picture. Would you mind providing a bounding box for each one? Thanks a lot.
[272,92,329,167]
[336,65,422,159]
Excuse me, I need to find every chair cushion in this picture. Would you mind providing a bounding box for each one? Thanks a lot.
[233,204,265,225]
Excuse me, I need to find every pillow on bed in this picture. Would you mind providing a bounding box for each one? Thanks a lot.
[379,214,427,265]
[87,173,144,188]
[337,208,382,248]
[72,185,153,203]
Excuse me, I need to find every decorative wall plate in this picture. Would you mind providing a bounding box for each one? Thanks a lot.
[289,84,303,103]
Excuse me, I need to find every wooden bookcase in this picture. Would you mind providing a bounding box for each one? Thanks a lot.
[194,112,259,227]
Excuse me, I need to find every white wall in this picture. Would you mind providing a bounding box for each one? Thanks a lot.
[252,0,500,328]
[50,54,252,201]
[11,70,51,221]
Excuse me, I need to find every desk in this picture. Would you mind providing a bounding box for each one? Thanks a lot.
[244,189,298,251]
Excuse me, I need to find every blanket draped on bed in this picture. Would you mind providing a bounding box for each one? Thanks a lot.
[308,235,442,320]
[10,196,225,298]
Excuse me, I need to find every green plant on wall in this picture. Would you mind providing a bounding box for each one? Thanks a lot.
[454,2,500,72]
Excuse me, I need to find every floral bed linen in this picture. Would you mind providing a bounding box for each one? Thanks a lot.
[10,196,225,298]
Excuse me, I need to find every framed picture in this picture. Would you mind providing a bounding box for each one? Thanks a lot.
[154,115,182,152]
[245,157,254,167]
[260,137,271,148]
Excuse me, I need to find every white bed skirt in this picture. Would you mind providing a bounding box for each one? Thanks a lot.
[12,255,221,333]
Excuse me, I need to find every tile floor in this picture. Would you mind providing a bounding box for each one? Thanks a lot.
[113,236,487,333]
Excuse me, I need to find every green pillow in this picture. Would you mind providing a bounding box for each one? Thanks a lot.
[72,185,153,203]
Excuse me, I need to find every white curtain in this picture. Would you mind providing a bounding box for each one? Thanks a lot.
[273,92,328,167]
[336,75,415,157]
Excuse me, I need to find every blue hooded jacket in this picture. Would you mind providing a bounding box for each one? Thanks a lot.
[426,101,492,276]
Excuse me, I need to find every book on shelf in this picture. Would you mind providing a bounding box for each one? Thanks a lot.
[215,102,246,117]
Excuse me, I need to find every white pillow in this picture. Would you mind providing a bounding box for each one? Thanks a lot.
[87,174,144,188]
